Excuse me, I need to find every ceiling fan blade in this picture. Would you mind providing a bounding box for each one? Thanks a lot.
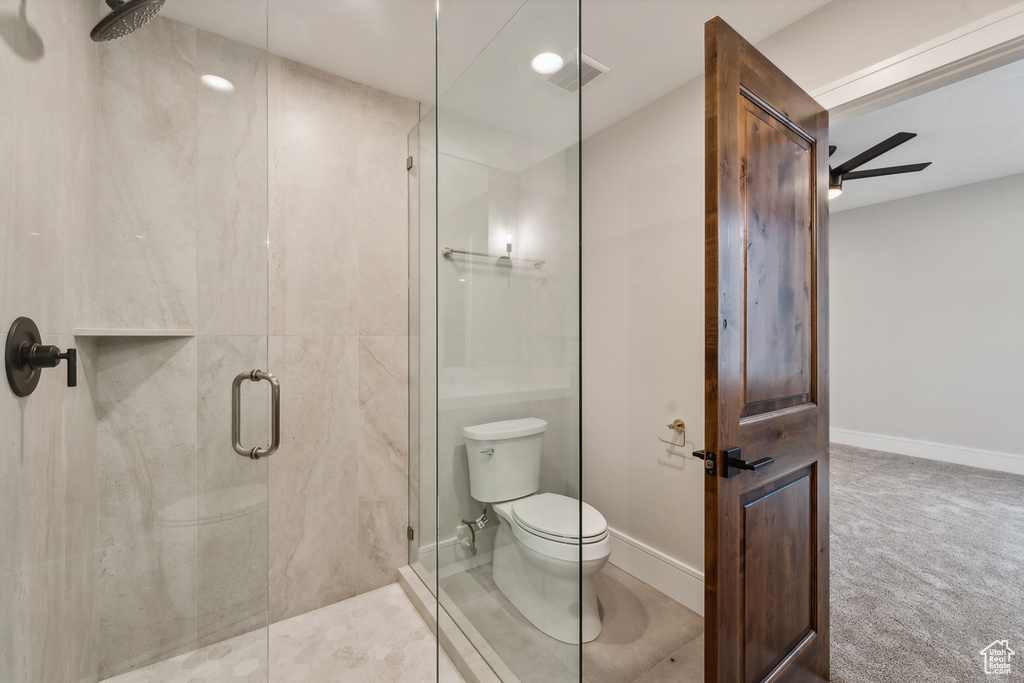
[832,132,917,176]
[829,145,836,157]
[842,162,931,181]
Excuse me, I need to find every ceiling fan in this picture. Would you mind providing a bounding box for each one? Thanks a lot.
[829,132,931,199]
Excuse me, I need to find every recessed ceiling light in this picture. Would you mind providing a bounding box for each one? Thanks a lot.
[531,53,564,76]
[201,74,235,93]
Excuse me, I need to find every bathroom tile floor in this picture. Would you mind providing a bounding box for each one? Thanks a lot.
[440,562,703,682]
[102,583,465,683]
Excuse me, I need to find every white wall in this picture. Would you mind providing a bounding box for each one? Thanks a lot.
[582,76,707,605]
[580,0,1022,613]
[830,173,1024,471]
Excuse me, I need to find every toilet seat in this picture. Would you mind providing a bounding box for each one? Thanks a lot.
[493,494,611,563]
[511,493,608,544]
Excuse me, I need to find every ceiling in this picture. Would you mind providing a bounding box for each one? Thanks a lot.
[579,0,829,136]
[829,56,1024,212]
[161,0,830,138]
[160,1,1024,208]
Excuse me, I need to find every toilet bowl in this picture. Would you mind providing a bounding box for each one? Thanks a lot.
[463,418,611,644]
[492,493,610,643]
[156,483,267,635]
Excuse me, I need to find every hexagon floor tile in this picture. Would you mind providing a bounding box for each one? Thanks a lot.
[102,583,465,683]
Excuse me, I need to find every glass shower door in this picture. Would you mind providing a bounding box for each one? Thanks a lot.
[87,10,272,681]
[0,4,271,681]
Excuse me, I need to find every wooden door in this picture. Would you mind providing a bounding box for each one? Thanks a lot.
[703,17,829,683]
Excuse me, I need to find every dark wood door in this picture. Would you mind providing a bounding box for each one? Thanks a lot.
[704,17,829,683]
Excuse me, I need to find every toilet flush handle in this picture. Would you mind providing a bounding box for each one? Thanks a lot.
[480,448,494,455]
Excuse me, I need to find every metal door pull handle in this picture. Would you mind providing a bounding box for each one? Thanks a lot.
[232,369,280,460]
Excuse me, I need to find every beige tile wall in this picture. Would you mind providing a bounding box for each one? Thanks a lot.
[267,55,419,622]
[0,1,101,681]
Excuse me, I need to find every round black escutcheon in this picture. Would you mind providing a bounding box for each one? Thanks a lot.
[6,317,42,397]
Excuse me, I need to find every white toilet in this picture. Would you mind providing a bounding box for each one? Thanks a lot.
[462,418,610,644]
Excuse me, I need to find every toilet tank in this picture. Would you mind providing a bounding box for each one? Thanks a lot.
[462,418,547,503]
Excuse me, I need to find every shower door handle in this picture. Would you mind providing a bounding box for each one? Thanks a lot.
[232,369,280,460]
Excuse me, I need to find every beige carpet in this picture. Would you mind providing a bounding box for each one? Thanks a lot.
[830,444,1024,682]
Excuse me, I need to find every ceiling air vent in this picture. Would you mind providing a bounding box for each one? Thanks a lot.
[546,53,609,92]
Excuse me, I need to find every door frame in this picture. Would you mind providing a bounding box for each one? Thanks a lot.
[814,3,1024,120]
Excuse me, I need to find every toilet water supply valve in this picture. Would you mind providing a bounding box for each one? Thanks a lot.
[460,508,489,555]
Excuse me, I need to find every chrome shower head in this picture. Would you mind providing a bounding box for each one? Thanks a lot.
[90,0,165,42]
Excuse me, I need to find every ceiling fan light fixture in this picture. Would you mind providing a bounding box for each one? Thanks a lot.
[828,131,931,199]
[828,171,842,200]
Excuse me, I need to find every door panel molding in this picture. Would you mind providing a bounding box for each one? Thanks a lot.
[705,16,830,683]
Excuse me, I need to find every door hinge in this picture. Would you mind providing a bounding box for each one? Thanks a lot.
[407,526,414,541]
[406,156,413,171]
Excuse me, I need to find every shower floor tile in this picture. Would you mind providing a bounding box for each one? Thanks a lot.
[102,583,464,683]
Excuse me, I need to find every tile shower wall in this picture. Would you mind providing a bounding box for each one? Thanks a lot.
[267,55,419,622]
[0,1,101,682]
[3,4,416,680]
[89,18,270,678]
[90,20,418,675]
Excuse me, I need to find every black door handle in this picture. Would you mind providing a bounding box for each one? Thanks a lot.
[723,447,774,478]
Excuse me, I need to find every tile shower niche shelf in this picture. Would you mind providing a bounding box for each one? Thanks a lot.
[73,328,196,337]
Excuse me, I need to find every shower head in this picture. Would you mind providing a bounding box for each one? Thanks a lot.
[90,0,165,42]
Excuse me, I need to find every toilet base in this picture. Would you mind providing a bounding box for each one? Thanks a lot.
[491,521,605,644]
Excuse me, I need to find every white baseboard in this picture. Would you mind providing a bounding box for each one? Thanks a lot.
[831,428,1024,475]
[414,527,496,579]
[607,527,704,617]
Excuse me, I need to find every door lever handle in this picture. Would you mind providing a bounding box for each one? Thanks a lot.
[732,456,774,471]
[723,447,774,478]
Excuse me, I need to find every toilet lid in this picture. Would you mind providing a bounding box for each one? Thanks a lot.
[511,493,607,541]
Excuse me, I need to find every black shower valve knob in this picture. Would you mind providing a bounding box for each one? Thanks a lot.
[23,344,77,387]
[5,317,78,396]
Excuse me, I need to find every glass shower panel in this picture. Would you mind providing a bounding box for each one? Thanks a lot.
[0,3,270,680]
[435,0,581,680]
